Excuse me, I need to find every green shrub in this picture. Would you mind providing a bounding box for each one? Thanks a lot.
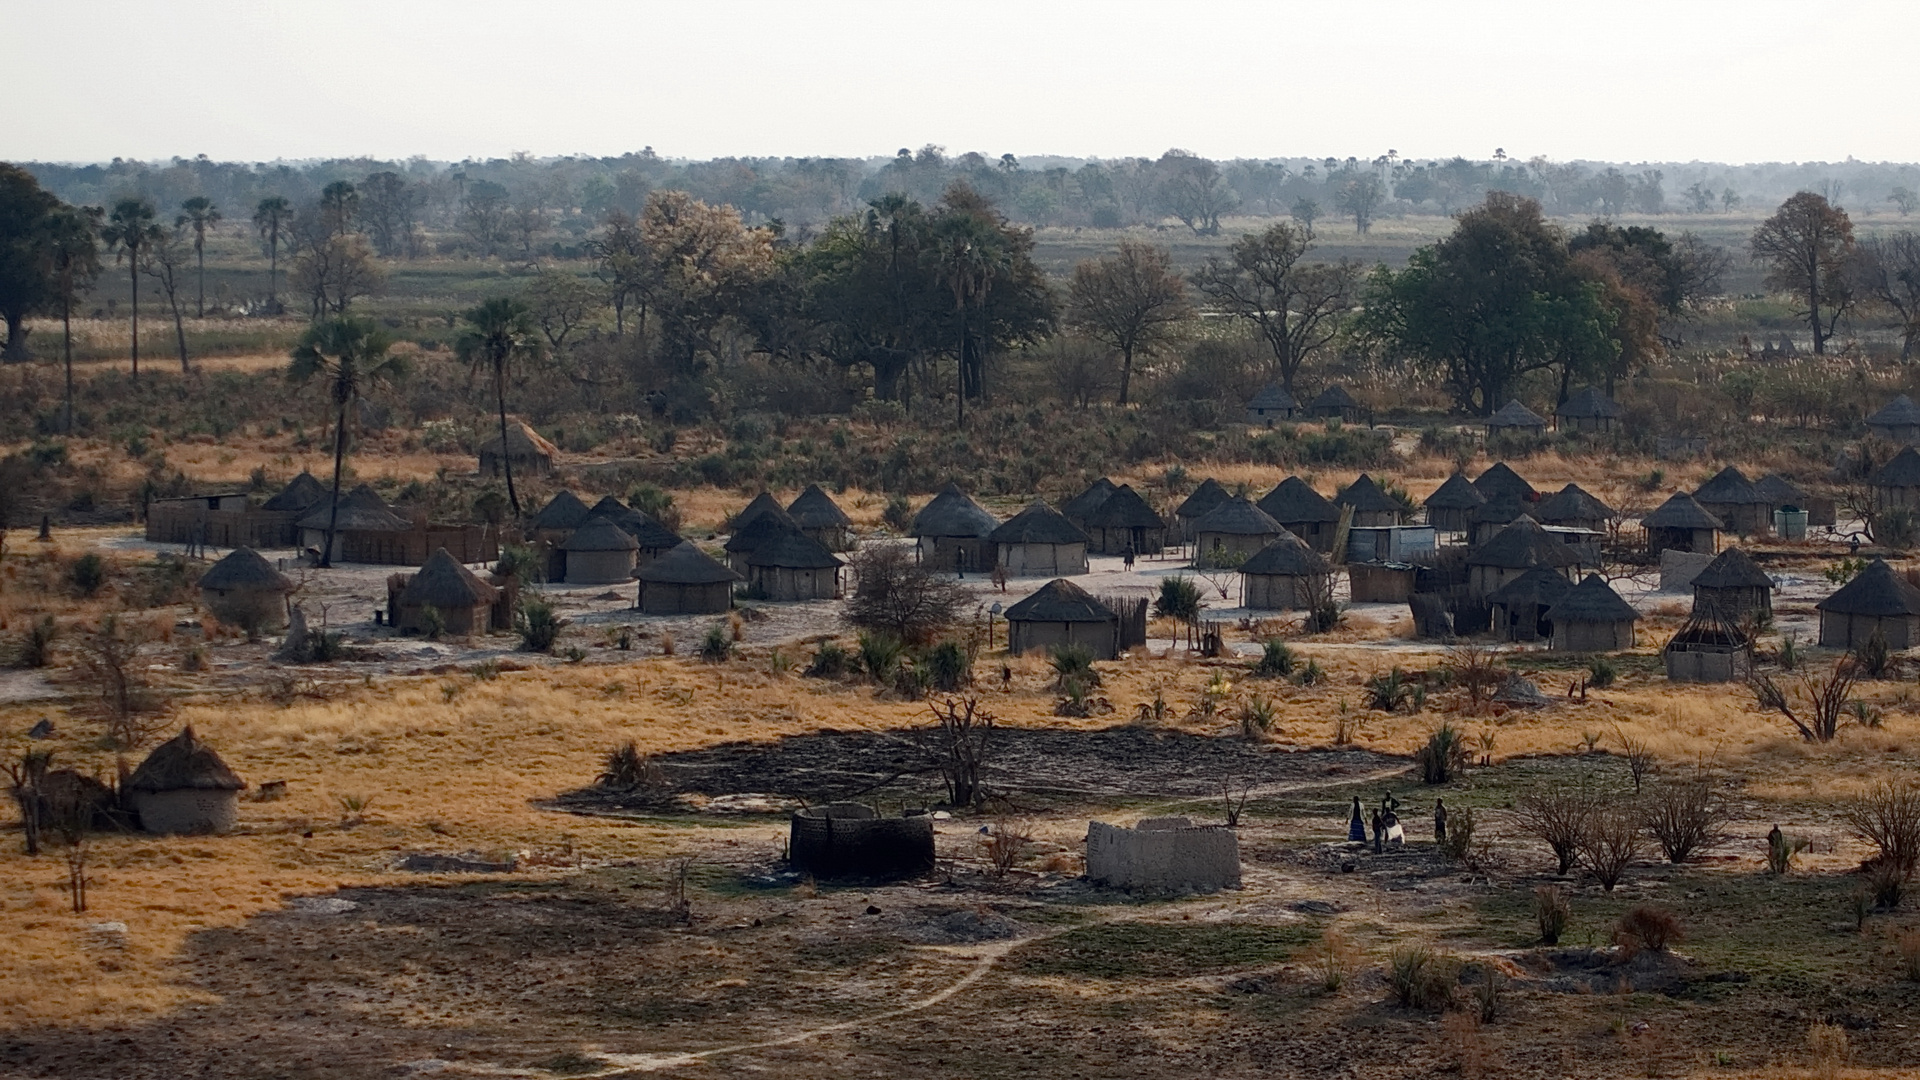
[12,616,57,668]
[597,741,668,791]
[1387,943,1457,1010]
[419,603,447,641]
[1048,642,1099,689]
[1587,656,1617,689]
[882,494,913,533]
[494,543,545,584]
[699,624,733,663]
[516,596,567,653]
[805,641,852,678]
[68,553,108,597]
[1252,639,1294,678]
[857,630,903,683]
[1415,723,1470,784]
[923,640,971,692]
[1365,667,1414,712]
[1439,805,1477,861]
[1533,885,1570,945]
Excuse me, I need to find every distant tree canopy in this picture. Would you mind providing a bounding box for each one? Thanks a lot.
[1750,191,1856,356]
[0,163,68,362]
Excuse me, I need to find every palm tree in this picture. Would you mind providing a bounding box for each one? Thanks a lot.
[99,198,162,382]
[455,297,547,518]
[253,196,290,312]
[177,196,221,317]
[47,206,102,432]
[928,215,1006,427]
[320,181,358,238]
[288,317,408,567]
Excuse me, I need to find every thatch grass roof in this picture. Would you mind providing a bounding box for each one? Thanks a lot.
[1695,466,1767,505]
[1470,493,1527,526]
[990,500,1090,545]
[1868,395,1920,427]
[1544,574,1639,624]
[1534,483,1615,525]
[1870,446,1920,488]
[587,497,681,550]
[1487,399,1547,428]
[725,511,803,554]
[1192,496,1283,536]
[530,490,592,532]
[1467,515,1584,570]
[295,485,410,532]
[744,526,843,569]
[1087,484,1166,530]
[261,471,326,512]
[1258,476,1340,523]
[127,726,245,793]
[1816,558,1920,617]
[197,547,292,593]
[1060,478,1117,523]
[1472,462,1537,502]
[1556,386,1624,420]
[1752,473,1809,507]
[637,541,742,585]
[478,419,558,459]
[1692,547,1773,590]
[787,484,852,529]
[1423,472,1485,512]
[1335,474,1400,514]
[1311,385,1358,411]
[1004,578,1116,623]
[561,517,640,552]
[1247,383,1298,411]
[1175,478,1231,521]
[734,492,795,531]
[399,548,500,610]
[912,483,999,538]
[1487,563,1574,609]
[1240,531,1328,576]
[1641,492,1725,531]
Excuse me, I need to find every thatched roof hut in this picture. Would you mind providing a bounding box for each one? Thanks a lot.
[990,500,1090,577]
[724,512,803,574]
[1690,546,1772,623]
[1542,574,1638,652]
[1308,384,1362,421]
[911,483,998,571]
[530,490,592,535]
[1694,466,1770,536]
[1468,493,1529,546]
[787,484,854,550]
[1473,462,1537,503]
[1486,399,1547,433]
[1487,563,1574,642]
[1752,473,1809,511]
[559,517,640,585]
[744,526,843,601]
[1084,483,1167,556]
[1246,383,1299,426]
[1004,578,1121,659]
[1061,478,1118,531]
[395,548,500,636]
[1335,474,1404,527]
[1870,446,1920,513]
[586,496,680,556]
[478,419,557,477]
[1534,483,1614,534]
[296,484,411,561]
[1817,558,1920,649]
[1192,496,1285,562]
[1665,604,1752,683]
[1423,472,1485,535]
[261,471,326,513]
[198,547,293,634]
[126,726,246,835]
[1867,394,1920,445]
[1174,478,1232,541]
[1641,492,1723,555]
[635,541,741,615]
[734,492,794,532]
[1556,386,1625,432]
[1239,531,1333,610]
[1258,476,1341,552]
[1466,514,1584,598]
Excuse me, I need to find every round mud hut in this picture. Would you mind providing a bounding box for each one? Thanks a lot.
[1867,394,1920,445]
[395,548,500,636]
[1534,483,1614,536]
[1641,492,1723,555]
[789,803,935,880]
[911,483,1000,572]
[744,527,844,601]
[559,516,640,585]
[1690,546,1772,623]
[262,470,326,515]
[296,484,410,561]
[1060,477,1117,533]
[126,726,246,835]
[586,496,682,565]
[1693,467,1771,537]
[786,484,854,551]
[1817,558,1920,649]
[197,547,293,635]
[1869,446,1920,514]
[1308,384,1362,423]
[636,541,741,615]
[733,491,795,533]
[1192,496,1286,564]
[1542,574,1638,652]
[1335,474,1404,527]
[1005,578,1121,660]
[1485,399,1547,436]
[529,490,592,540]
[1468,493,1529,546]
[1083,483,1167,556]
[1466,514,1584,599]
[1257,477,1341,552]
[989,500,1090,577]
[1555,386,1625,433]
[477,419,557,478]
[1423,472,1485,536]
[1487,563,1574,642]
[726,509,806,575]
[1472,462,1538,504]
[1173,478,1232,543]
[1239,531,1333,611]
[1245,383,1299,427]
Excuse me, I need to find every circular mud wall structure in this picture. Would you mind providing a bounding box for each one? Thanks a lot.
[789,803,935,880]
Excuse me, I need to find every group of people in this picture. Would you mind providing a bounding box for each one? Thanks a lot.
[1348,793,1447,854]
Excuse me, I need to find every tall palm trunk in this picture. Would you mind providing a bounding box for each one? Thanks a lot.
[322,394,348,568]
[195,238,205,318]
[267,234,279,310]
[62,285,74,433]
[129,259,140,383]
[495,359,520,517]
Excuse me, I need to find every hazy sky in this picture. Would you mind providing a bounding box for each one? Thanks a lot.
[8,0,1916,165]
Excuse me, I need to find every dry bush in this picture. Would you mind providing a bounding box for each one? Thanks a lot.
[1642,779,1729,863]
[1613,905,1683,957]
[1388,942,1459,1010]
[75,614,169,750]
[1533,885,1570,945]
[597,741,668,792]
[1614,731,1655,793]
[1842,781,1920,878]
[1444,643,1503,714]
[1807,1021,1849,1080]
[1897,929,1920,982]
[923,696,995,809]
[1513,786,1597,876]
[1441,1009,1488,1078]
[1577,800,1643,893]
[1750,658,1860,742]
[982,820,1030,877]
[846,544,970,645]
[1313,928,1357,992]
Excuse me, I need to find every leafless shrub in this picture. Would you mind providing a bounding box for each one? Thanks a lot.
[846,544,970,645]
[1807,1021,1849,1080]
[924,696,995,809]
[1577,800,1644,892]
[983,820,1031,876]
[1614,730,1655,793]
[1533,885,1570,944]
[1444,642,1503,714]
[1613,905,1683,957]
[75,614,169,750]
[1512,786,1597,876]
[4,750,54,856]
[598,741,669,792]
[1313,928,1357,993]
[1842,781,1920,878]
[1750,658,1861,742]
[1642,779,1729,863]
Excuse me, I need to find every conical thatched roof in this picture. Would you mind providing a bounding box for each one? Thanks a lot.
[127,726,245,793]
[478,419,558,458]
[1870,446,1920,488]
[1240,531,1329,576]
[1468,515,1584,570]
[1175,478,1232,521]
[1752,473,1809,507]
[400,548,500,610]
[1470,493,1528,526]
[745,526,843,569]
[1816,558,1920,617]
[1004,578,1116,624]
[1695,466,1767,505]
[1544,574,1639,624]
[1335,473,1400,514]
[1641,492,1725,531]
[1557,386,1625,420]
[1192,496,1283,536]
[787,484,852,529]
[1487,563,1575,609]
[725,511,801,555]
[1087,484,1166,530]
[989,500,1090,545]
[261,471,326,512]
[530,490,592,532]
[197,547,292,593]
[734,492,795,531]
[585,497,680,549]
[1424,472,1486,511]
[912,483,999,538]
[560,516,640,552]
[295,484,410,532]
[1247,383,1298,412]
[1487,399,1547,428]
[1868,395,1920,427]
[1258,476,1340,523]
[1060,478,1117,522]
[637,541,742,585]
[1534,483,1615,525]
[1473,462,1537,502]
[1311,385,1358,411]
[1691,546,1773,590]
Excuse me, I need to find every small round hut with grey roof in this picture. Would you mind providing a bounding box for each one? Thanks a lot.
[1084,483,1167,556]
[1640,492,1723,555]
[1555,386,1625,433]
[559,516,640,585]
[529,490,592,538]
[1542,574,1639,652]
[296,484,410,561]
[1870,446,1920,515]
[1245,383,1299,427]
[1335,474,1404,527]
[636,541,741,615]
[587,496,682,564]
[126,726,246,835]
[395,548,500,636]
[744,526,843,601]
[1488,564,1574,642]
[734,492,795,532]
[727,508,807,574]
[262,470,326,514]
[1258,477,1340,552]
[1004,578,1121,660]
[1308,384,1362,422]
[787,484,854,551]
[1693,466,1771,536]
[1486,399,1547,435]
[990,500,1090,577]
[1239,531,1332,611]
[1472,462,1538,503]
[912,483,999,571]
[1690,546,1772,623]
[1423,472,1485,536]
[1534,483,1614,535]
[1060,478,1116,533]
[1191,496,1285,563]
[1817,558,1920,649]
[1868,394,1920,445]
[1174,478,1231,543]
[199,547,293,636]
[1466,514,1584,598]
